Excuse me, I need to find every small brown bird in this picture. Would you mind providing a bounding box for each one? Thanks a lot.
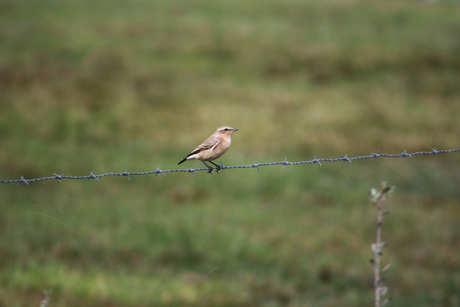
[178,125,239,174]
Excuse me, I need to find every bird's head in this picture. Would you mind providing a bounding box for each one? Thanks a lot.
[217,126,239,136]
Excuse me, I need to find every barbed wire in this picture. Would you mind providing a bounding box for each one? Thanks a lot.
[1,148,459,185]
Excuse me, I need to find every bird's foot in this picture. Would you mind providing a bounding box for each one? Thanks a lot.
[209,162,221,174]
[206,166,220,175]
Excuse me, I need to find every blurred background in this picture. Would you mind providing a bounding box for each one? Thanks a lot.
[1,0,459,306]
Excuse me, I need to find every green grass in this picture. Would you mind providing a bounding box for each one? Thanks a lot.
[1,0,460,306]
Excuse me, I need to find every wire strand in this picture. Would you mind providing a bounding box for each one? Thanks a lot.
[1,148,458,184]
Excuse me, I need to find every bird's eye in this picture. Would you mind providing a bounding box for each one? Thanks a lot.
[224,128,228,131]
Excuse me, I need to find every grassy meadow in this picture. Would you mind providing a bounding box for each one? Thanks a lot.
[1,0,460,306]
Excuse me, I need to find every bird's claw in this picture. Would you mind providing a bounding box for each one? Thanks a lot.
[207,165,220,175]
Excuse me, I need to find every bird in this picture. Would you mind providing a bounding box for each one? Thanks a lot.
[178,125,239,174]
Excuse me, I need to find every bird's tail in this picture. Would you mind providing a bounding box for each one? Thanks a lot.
[177,157,187,165]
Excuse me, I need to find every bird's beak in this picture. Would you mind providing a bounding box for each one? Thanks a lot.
[233,128,239,132]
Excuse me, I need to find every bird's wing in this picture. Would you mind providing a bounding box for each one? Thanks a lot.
[188,135,222,156]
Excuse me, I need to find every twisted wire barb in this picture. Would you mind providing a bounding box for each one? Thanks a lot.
[1,148,458,185]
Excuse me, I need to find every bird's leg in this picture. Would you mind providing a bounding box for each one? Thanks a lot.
[202,161,214,174]
[209,161,221,173]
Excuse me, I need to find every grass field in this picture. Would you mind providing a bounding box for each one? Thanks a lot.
[1,0,460,306]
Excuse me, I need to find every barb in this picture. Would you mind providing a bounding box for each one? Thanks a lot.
[1,148,458,184]
[40,289,52,307]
